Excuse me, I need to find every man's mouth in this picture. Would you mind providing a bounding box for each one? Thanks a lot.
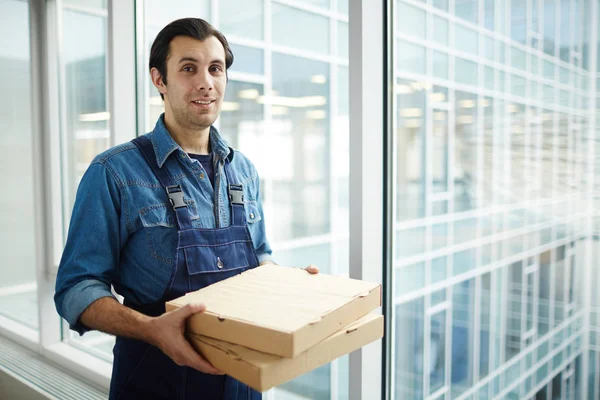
[192,99,215,105]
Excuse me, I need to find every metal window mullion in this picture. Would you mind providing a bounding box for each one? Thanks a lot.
[108,0,136,146]
[348,0,384,398]
[388,7,398,398]
[328,8,340,400]
[29,0,62,349]
[262,0,275,246]
[134,0,146,135]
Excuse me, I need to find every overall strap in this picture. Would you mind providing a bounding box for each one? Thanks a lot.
[131,136,193,230]
[223,157,247,227]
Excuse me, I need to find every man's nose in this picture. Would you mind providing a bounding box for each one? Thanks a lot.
[195,71,213,92]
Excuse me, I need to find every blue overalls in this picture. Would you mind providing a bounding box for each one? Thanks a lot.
[108,136,262,400]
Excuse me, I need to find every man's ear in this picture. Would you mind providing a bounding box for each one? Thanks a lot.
[150,67,167,96]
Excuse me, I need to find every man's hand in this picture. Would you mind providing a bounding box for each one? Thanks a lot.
[146,303,223,375]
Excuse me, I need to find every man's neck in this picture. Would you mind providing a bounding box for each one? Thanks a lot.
[163,113,211,155]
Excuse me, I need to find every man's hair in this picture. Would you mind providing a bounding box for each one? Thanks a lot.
[149,18,234,99]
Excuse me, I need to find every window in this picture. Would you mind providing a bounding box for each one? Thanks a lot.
[0,0,38,333]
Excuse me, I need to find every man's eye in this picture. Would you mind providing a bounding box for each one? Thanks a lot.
[210,66,223,73]
[182,66,194,72]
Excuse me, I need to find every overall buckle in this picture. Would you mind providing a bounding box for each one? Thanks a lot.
[228,184,244,205]
[165,185,187,209]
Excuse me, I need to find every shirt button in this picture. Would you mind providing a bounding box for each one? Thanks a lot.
[199,173,205,179]
[249,212,255,219]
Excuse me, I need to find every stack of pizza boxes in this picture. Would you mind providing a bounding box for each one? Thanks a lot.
[166,264,383,392]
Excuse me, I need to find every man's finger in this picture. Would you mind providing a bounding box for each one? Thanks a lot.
[176,303,206,318]
[182,342,223,375]
[305,264,319,274]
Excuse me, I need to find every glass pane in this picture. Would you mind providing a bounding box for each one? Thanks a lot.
[506,262,522,361]
[429,310,446,394]
[511,0,526,44]
[455,0,477,23]
[396,79,426,221]
[454,91,478,212]
[271,53,330,240]
[228,44,264,75]
[145,0,210,28]
[480,273,491,379]
[432,110,448,192]
[397,40,426,74]
[397,2,426,39]
[451,279,475,396]
[338,21,348,59]
[0,0,39,331]
[396,263,425,295]
[455,58,477,85]
[219,0,263,40]
[62,8,110,216]
[543,0,556,56]
[483,0,494,30]
[455,24,478,55]
[272,3,329,55]
[539,254,551,335]
[395,298,425,399]
[432,15,449,46]
[433,51,448,79]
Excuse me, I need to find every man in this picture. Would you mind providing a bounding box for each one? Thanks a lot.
[54,18,318,400]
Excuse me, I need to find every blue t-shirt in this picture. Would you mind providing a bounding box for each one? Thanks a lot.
[189,153,214,188]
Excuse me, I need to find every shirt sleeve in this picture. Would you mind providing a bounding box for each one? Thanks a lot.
[250,172,275,265]
[54,161,122,335]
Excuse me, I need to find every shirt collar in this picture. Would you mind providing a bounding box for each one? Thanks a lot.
[150,114,233,168]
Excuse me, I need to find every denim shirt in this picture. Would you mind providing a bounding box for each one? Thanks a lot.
[54,115,273,335]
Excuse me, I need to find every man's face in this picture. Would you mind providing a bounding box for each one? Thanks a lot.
[152,35,227,131]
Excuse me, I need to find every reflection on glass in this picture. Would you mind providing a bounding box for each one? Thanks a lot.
[506,262,522,362]
[395,298,425,399]
[0,0,38,331]
[454,91,477,212]
[543,0,556,56]
[482,97,494,206]
[432,110,448,192]
[271,53,330,241]
[451,279,475,396]
[396,79,426,221]
[480,273,491,379]
[429,310,446,394]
